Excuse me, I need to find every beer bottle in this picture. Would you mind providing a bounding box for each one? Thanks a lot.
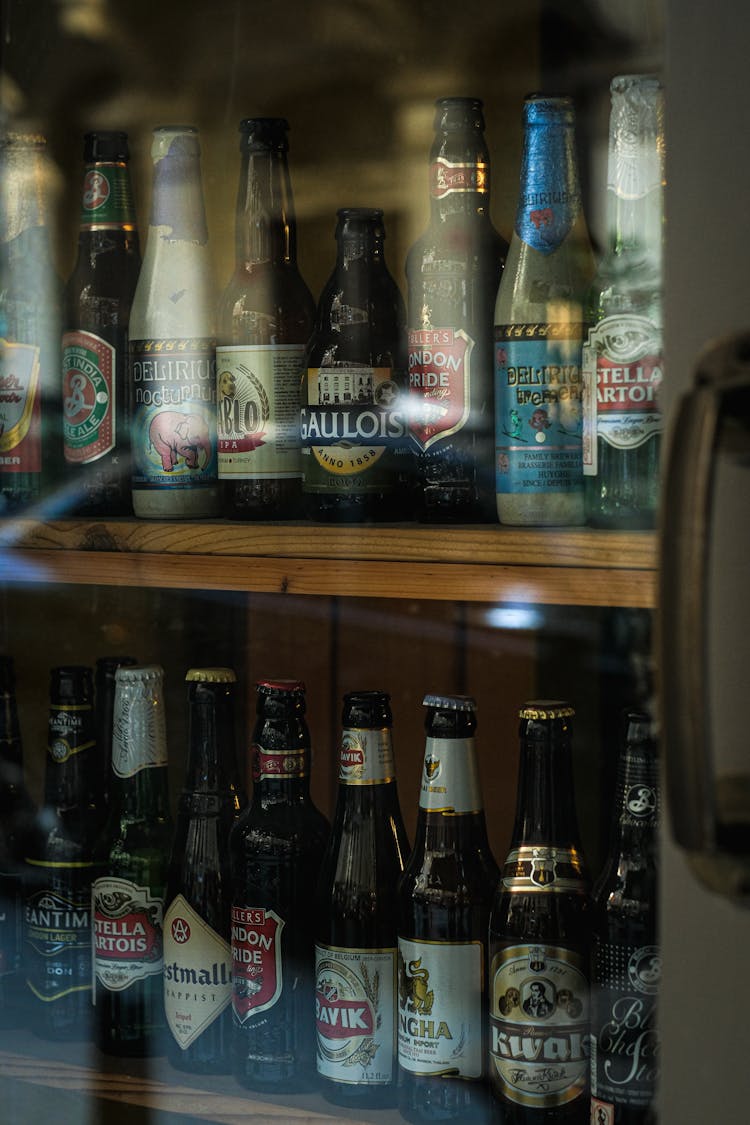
[23,666,106,1039]
[164,668,243,1073]
[315,690,410,1108]
[129,126,219,519]
[63,131,141,516]
[488,702,590,1123]
[95,655,138,811]
[583,76,664,529]
[92,664,173,1056]
[301,207,408,522]
[230,679,329,1091]
[397,694,499,1123]
[217,118,315,519]
[590,711,660,1125]
[494,96,595,526]
[406,97,507,523]
[0,132,63,512]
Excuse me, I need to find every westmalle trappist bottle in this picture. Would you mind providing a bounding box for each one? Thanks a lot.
[230,679,329,1091]
[315,690,410,1108]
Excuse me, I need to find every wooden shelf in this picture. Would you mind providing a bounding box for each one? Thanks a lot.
[0,520,657,607]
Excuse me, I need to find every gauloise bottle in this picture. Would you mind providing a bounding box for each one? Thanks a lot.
[494,96,595,526]
[488,702,590,1123]
[301,207,408,522]
[92,664,173,1056]
[163,669,244,1073]
[406,97,507,523]
[217,118,315,519]
[23,666,105,1039]
[397,694,499,1123]
[314,690,410,1108]
[582,76,664,529]
[229,680,329,1091]
[62,130,141,515]
[590,712,660,1125]
[129,126,219,518]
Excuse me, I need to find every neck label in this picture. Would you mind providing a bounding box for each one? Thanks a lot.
[419,736,482,814]
[339,727,394,785]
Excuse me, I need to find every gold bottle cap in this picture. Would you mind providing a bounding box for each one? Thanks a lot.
[519,701,575,721]
[185,667,237,683]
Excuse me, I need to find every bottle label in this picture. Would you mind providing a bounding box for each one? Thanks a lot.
[62,331,116,464]
[231,905,284,1022]
[24,874,95,1003]
[111,687,168,777]
[516,160,581,254]
[130,338,217,491]
[48,702,95,764]
[315,944,396,1084]
[216,344,305,480]
[92,876,164,991]
[163,893,232,1050]
[407,328,473,452]
[81,164,136,228]
[397,938,483,1078]
[339,727,395,785]
[251,743,306,782]
[502,846,588,894]
[581,314,663,476]
[419,736,482,814]
[494,324,584,497]
[430,158,488,198]
[489,942,589,1108]
[0,339,41,473]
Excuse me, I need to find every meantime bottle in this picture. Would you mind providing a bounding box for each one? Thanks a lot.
[488,702,590,1123]
[63,130,141,515]
[494,96,595,526]
[129,126,219,519]
[217,118,315,519]
[301,207,408,522]
[164,669,244,1074]
[92,664,173,1056]
[590,712,660,1125]
[397,694,499,1123]
[315,690,410,1108]
[230,679,329,1091]
[406,97,507,523]
[583,76,664,529]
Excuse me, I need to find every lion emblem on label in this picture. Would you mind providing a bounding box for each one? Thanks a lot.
[398,954,434,1015]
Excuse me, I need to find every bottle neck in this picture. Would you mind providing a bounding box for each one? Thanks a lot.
[148,142,208,245]
[515,106,582,253]
[78,159,138,234]
[44,698,99,808]
[250,742,313,803]
[184,690,235,794]
[0,688,22,770]
[337,724,396,785]
[235,146,297,269]
[607,97,663,263]
[510,736,583,850]
[607,731,659,858]
[428,128,491,222]
[1,142,50,247]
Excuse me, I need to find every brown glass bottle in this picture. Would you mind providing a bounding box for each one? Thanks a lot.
[63,131,141,515]
[229,679,329,1091]
[315,690,410,1108]
[488,702,590,1124]
[217,118,315,520]
[406,98,507,523]
[397,694,499,1123]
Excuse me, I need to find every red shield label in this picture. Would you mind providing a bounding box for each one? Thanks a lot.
[407,328,473,451]
[231,906,284,1022]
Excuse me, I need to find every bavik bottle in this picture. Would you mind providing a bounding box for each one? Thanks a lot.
[314,690,410,1108]
[217,118,315,519]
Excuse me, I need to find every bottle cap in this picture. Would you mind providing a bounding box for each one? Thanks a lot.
[239,117,289,151]
[115,663,164,685]
[423,693,477,712]
[256,679,305,693]
[434,96,485,131]
[186,667,237,684]
[519,701,575,720]
[151,125,199,160]
[83,130,130,163]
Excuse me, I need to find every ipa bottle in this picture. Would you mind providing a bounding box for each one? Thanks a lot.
[23,666,105,1039]
[488,702,590,1123]
[230,679,329,1091]
[406,97,507,523]
[217,118,315,519]
[301,207,408,522]
[590,711,660,1125]
[164,668,243,1073]
[315,690,410,1108]
[583,76,664,529]
[63,130,141,515]
[494,96,595,526]
[397,694,499,1123]
[92,664,173,1056]
[129,126,219,518]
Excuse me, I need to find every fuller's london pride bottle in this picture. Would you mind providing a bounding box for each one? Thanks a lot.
[488,702,590,1124]
[23,666,106,1040]
[315,690,410,1108]
[494,96,595,527]
[582,76,664,529]
[93,664,173,1056]
[217,118,315,519]
[230,679,329,1091]
[397,694,499,1123]
[63,130,141,515]
[406,97,507,523]
[590,712,660,1125]
[163,668,244,1073]
[129,126,219,519]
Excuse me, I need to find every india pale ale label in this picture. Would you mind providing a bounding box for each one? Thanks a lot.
[315,945,396,1084]
[231,905,284,1023]
[163,893,232,1050]
[92,876,164,992]
[62,330,116,464]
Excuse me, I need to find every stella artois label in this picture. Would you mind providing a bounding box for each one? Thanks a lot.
[92,876,164,991]
[62,330,116,464]
[315,945,396,1084]
[163,894,232,1050]
[231,905,284,1023]
[0,338,41,472]
[407,328,473,452]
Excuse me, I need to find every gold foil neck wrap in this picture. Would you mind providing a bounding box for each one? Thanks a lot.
[519,701,575,721]
[185,667,237,684]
